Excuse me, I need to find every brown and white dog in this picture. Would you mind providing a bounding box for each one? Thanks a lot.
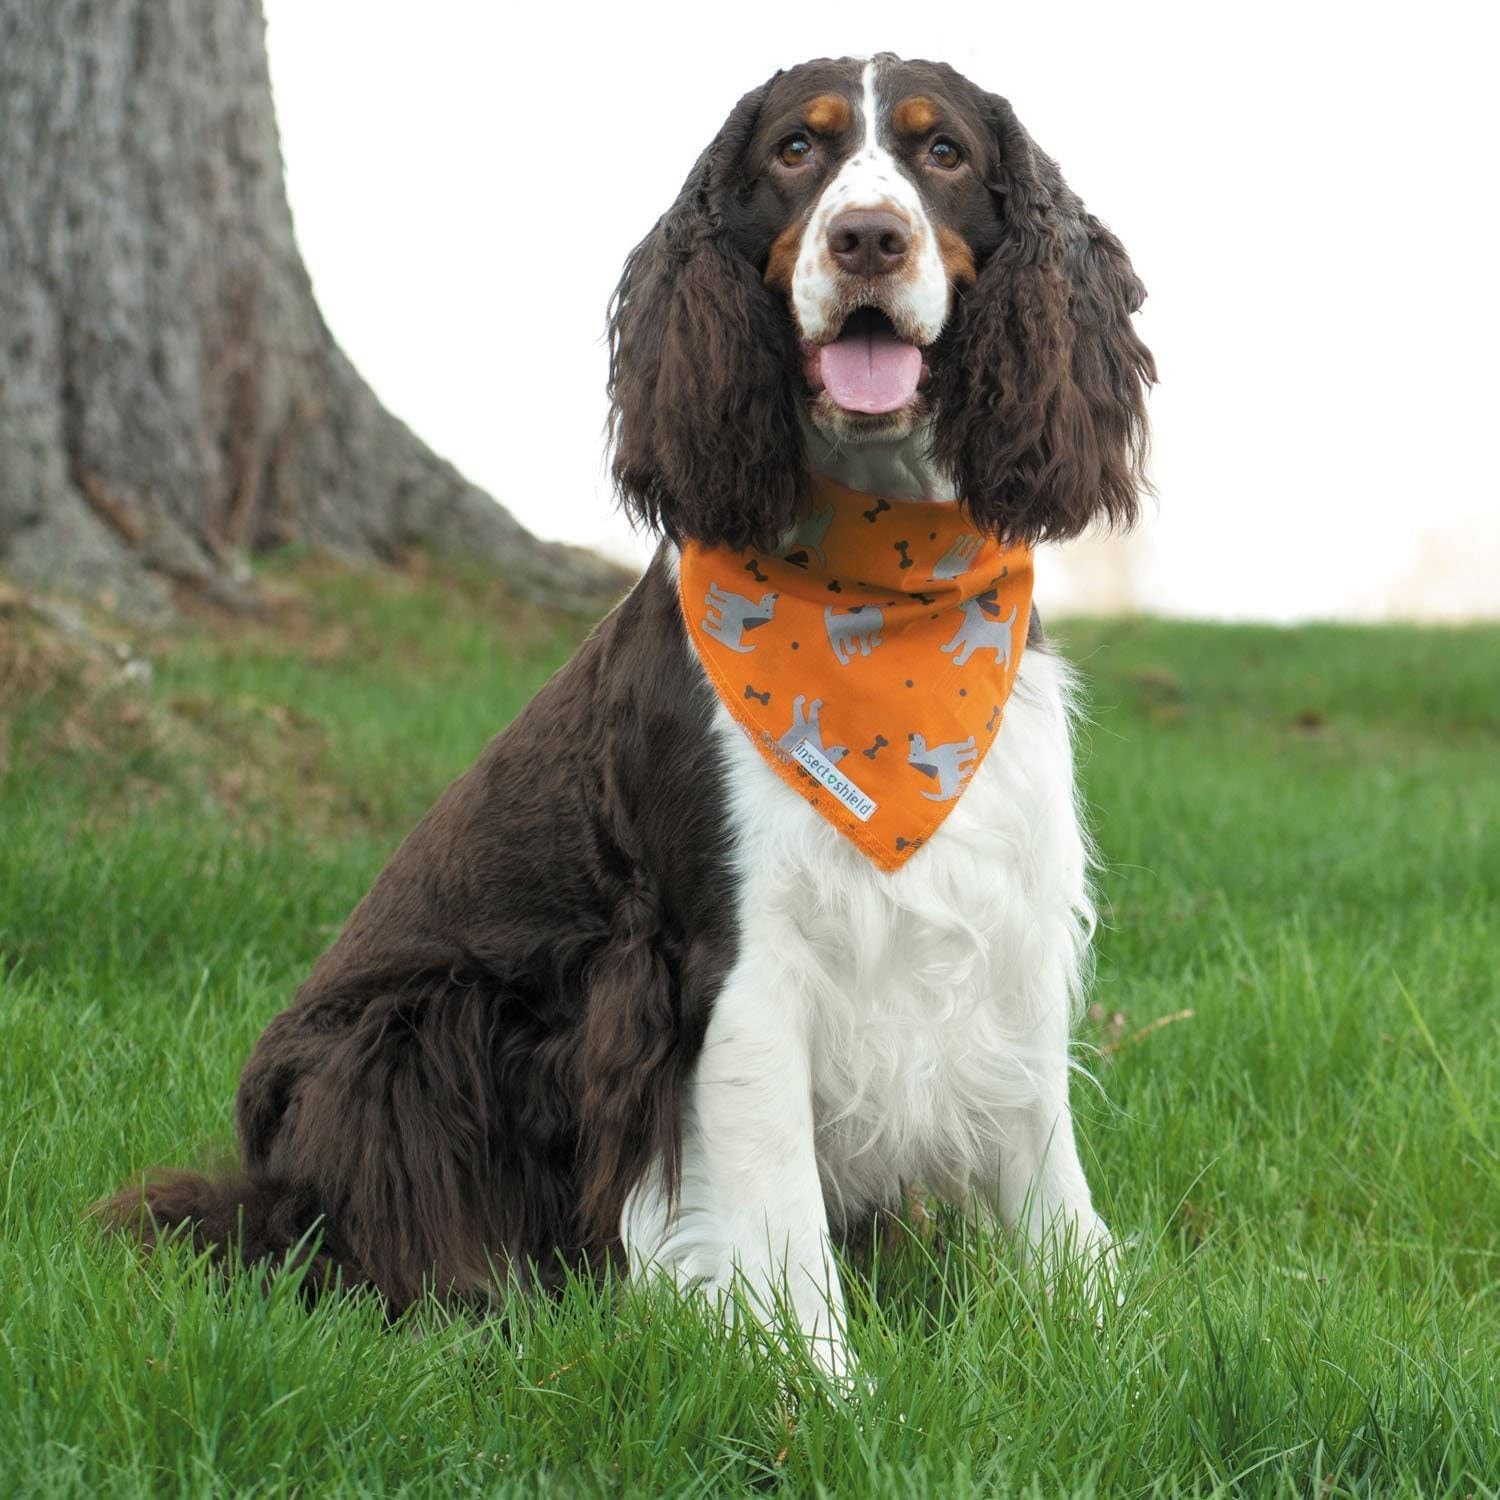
[104,54,1154,1382]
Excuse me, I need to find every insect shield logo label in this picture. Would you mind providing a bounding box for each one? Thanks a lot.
[788,738,878,823]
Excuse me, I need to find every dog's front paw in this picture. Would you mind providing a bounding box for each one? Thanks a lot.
[1024,1209,1121,1316]
[802,1325,860,1392]
[773,1326,874,1407]
[1076,1216,1124,1322]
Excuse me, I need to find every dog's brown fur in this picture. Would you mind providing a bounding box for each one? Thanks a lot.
[100,554,734,1306]
[100,55,1151,1310]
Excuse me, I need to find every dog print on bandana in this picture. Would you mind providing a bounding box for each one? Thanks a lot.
[678,474,1034,871]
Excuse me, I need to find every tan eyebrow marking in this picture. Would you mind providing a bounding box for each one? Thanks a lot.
[804,94,853,133]
[892,95,940,135]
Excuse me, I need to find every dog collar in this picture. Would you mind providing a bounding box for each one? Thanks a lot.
[678,473,1034,871]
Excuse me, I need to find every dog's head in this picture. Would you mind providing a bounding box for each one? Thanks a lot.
[608,55,1155,551]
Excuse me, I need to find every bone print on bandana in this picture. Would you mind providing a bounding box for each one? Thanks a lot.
[679,474,1033,871]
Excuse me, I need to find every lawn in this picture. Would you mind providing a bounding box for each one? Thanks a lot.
[1,561,1496,1497]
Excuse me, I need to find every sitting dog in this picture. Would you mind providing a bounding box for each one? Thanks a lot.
[104,54,1154,1382]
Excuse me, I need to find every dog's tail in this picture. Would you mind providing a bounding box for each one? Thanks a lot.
[93,1169,365,1301]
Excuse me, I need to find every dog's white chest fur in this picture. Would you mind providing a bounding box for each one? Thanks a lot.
[709,645,1092,1218]
[623,613,1109,1382]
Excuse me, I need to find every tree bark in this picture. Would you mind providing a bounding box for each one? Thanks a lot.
[0,0,628,621]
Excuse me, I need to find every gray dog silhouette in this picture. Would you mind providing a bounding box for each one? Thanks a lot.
[776,502,836,568]
[777,695,848,764]
[940,590,1018,669]
[824,603,884,665]
[907,732,978,801]
[703,583,778,653]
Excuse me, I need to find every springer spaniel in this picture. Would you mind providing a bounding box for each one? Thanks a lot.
[105,54,1154,1383]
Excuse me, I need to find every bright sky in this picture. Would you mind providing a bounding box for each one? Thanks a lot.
[262,0,1497,620]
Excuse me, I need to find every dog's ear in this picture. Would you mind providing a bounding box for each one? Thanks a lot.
[927,92,1156,544]
[608,77,806,552]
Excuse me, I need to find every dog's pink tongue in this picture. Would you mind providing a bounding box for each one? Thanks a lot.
[818,325,923,414]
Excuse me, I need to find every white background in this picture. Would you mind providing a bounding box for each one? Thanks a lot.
[261,0,1498,621]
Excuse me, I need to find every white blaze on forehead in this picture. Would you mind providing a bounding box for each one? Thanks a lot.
[790,59,951,347]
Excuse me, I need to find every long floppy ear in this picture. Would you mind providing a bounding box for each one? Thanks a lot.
[608,78,806,551]
[927,95,1156,544]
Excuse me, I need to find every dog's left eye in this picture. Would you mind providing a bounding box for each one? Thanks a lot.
[779,134,814,168]
[927,138,963,170]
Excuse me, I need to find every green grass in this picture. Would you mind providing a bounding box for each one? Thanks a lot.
[1,565,1496,1497]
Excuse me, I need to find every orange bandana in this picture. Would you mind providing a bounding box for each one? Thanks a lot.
[679,474,1034,871]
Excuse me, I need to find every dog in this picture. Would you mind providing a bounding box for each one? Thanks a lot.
[823,603,885,665]
[778,695,848,763]
[775,500,836,567]
[102,54,1154,1383]
[702,582,779,652]
[931,533,983,581]
[942,589,1020,669]
[906,731,977,802]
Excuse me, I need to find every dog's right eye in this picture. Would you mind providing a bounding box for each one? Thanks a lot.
[778,135,814,168]
[926,137,963,171]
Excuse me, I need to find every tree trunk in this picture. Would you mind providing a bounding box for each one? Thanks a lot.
[0,0,628,621]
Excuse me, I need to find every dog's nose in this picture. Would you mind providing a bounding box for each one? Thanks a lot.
[826,209,911,278]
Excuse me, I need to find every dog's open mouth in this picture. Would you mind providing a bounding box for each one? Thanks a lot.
[804,308,928,415]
